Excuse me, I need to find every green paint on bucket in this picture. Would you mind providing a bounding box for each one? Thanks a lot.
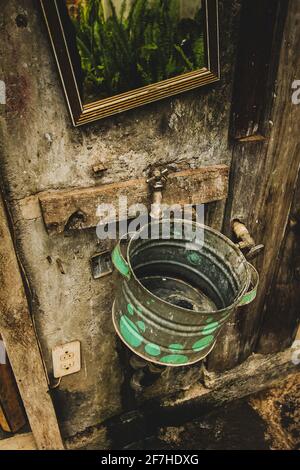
[169,343,184,351]
[112,245,131,279]
[160,354,188,365]
[145,343,161,357]
[192,335,214,352]
[127,303,135,316]
[137,320,146,332]
[120,315,143,348]
[202,322,219,335]
[186,251,201,265]
[206,317,214,324]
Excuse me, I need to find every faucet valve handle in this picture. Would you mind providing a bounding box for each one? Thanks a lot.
[245,244,265,261]
[161,168,169,178]
[147,167,169,190]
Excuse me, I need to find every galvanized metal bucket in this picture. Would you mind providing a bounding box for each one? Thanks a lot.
[111,220,259,367]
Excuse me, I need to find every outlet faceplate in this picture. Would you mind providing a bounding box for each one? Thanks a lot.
[52,341,81,378]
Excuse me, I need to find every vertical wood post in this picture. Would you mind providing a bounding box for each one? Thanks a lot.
[257,170,300,353]
[0,191,64,449]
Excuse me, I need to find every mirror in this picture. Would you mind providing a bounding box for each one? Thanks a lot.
[41,0,219,125]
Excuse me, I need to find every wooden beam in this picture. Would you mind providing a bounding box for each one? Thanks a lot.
[0,349,27,433]
[230,0,288,140]
[0,191,64,449]
[0,433,37,451]
[38,165,229,235]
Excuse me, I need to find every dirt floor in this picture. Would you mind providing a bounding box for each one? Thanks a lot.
[148,372,300,450]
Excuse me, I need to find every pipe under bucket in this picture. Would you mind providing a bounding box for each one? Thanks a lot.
[112,220,259,367]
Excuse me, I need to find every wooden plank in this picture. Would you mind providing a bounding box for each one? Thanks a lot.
[0,406,10,433]
[0,428,108,451]
[256,170,300,354]
[38,165,229,235]
[0,192,64,450]
[0,432,37,451]
[230,0,288,140]
[0,350,27,433]
[207,0,299,372]
[206,149,269,372]
[154,350,300,427]
[112,349,299,451]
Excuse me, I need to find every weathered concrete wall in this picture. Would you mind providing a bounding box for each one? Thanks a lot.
[0,0,241,442]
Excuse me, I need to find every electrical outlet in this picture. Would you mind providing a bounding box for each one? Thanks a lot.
[52,341,81,378]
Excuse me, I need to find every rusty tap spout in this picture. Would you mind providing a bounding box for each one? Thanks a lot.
[147,168,168,219]
[232,220,264,261]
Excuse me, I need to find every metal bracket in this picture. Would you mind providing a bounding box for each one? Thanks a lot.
[146,167,169,190]
[90,250,114,279]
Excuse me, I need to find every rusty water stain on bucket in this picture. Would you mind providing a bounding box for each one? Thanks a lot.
[112,220,259,367]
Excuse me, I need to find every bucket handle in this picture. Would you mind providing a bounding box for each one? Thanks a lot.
[239,263,259,306]
[111,234,134,280]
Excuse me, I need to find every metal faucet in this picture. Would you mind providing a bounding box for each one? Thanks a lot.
[232,220,264,260]
[147,168,168,219]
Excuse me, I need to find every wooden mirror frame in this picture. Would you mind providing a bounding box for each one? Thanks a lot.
[40,0,220,126]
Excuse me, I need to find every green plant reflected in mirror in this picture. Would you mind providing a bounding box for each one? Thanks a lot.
[41,0,219,125]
